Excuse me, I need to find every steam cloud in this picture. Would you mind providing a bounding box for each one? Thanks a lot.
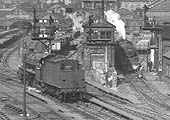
[68,12,84,32]
[104,10,126,40]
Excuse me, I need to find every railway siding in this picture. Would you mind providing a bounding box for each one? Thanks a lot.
[128,73,170,117]
[27,90,90,120]
[85,76,140,104]
[2,32,170,120]
[89,97,142,120]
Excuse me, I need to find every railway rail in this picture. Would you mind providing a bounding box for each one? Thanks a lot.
[0,78,72,120]
[2,34,170,120]
[0,39,142,120]
[0,111,10,120]
[0,36,73,120]
[85,80,170,120]
[127,72,170,117]
[0,35,130,120]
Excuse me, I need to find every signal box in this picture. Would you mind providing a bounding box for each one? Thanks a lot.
[82,16,116,70]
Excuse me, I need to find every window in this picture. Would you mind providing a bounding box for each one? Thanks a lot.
[166,64,170,77]
[84,1,93,9]
[100,31,111,39]
[95,2,102,9]
[93,31,98,39]
[106,31,111,39]
[100,31,105,39]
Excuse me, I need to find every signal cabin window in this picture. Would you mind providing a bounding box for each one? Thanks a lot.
[95,2,102,9]
[100,31,105,39]
[93,31,98,39]
[84,1,93,9]
[100,31,111,39]
[106,31,111,39]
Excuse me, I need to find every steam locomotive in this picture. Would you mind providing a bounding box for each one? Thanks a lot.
[115,39,139,74]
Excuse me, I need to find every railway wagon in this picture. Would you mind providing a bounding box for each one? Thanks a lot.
[0,32,23,48]
[115,39,139,74]
[0,28,20,39]
[18,53,86,102]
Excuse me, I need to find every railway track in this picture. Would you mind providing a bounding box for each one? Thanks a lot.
[0,35,140,120]
[0,79,72,120]
[2,34,170,120]
[0,36,73,120]
[0,73,134,120]
[0,111,10,120]
[127,72,170,117]
[0,49,141,120]
[85,82,170,120]
[1,36,128,120]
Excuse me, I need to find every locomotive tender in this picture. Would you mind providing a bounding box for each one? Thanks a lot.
[18,53,86,102]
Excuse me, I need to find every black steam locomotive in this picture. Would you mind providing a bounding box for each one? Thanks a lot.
[115,39,139,74]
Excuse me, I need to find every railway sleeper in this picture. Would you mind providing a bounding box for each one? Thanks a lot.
[3,104,23,114]
[0,111,11,120]
[142,92,170,111]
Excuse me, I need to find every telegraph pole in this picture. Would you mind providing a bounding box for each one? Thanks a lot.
[48,16,54,53]
[102,0,108,87]
[22,41,27,120]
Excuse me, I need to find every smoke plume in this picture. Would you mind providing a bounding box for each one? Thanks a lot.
[104,10,126,40]
[68,12,84,32]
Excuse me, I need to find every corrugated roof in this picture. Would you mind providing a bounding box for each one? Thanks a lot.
[83,16,115,28]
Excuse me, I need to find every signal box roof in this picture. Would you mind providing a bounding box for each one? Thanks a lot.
[83,16,115,28]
